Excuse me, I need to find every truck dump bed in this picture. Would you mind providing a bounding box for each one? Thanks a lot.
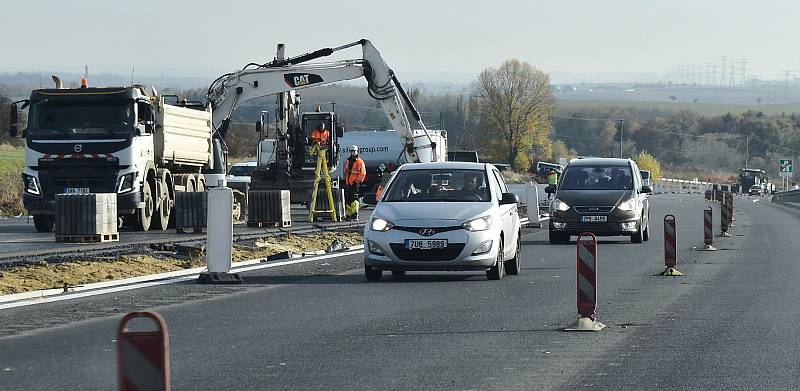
[155,102,213,169]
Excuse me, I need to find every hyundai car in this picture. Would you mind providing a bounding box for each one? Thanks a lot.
[363,162,521,281]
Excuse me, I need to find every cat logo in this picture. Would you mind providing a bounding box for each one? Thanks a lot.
[284,73,324,88]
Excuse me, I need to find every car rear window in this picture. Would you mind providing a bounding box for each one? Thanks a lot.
[561,165,634,190]
[382,169,491,202]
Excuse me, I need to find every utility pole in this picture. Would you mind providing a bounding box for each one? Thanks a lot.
[331,101,336,113]
[745,136,749,170]
[619,119,625,158]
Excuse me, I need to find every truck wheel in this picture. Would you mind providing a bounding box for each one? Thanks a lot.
[138,181,154,231]
[33,215,55,233]
[156,188,171,231]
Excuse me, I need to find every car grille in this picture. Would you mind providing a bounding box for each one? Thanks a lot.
[566,222,621,231]
[574,206,614,213]
[393,226,463,235]
[389,243,466,262]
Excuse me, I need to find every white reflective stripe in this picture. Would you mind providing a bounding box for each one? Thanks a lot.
[121,338,165,391]
[578,274,595,302]
[578,244,595,272]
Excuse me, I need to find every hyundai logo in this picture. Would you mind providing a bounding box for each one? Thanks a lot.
[419,228,436,236]
[588,207,599,211]
[73,144,83,153]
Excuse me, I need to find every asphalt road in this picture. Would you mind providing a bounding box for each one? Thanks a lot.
[0,194,797,390]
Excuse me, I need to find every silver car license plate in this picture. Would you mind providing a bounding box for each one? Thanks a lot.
[581,215,607,223]
[405,239,447,250]
[65,188,90,194]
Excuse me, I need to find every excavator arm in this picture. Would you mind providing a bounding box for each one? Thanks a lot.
[207,39,436,164]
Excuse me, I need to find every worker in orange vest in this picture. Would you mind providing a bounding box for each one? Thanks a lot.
[344,145,367,220]
[309,122,330,147]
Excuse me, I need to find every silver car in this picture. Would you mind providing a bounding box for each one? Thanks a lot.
[363,162,521,281]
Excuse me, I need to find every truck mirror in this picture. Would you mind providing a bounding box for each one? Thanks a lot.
[255,120,263,133]
[545,185,556,194]
[8,103,18,137]
[335,124,344,138]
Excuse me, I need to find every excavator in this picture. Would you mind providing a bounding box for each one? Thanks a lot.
[205,39,447,203]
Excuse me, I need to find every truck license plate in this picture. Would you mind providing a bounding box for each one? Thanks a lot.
[405,239,447,250]
[65,188,90,194]
[581,215,607,223]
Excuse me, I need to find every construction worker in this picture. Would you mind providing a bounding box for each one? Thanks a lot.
[344,145,367,220]
[309,122,330,147]
[547,169,558,199]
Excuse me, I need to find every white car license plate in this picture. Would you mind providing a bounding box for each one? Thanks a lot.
[581,215,607,223]
[65,188,90,194]
[405,239,447,250]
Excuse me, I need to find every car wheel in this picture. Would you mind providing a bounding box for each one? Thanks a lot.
[631,218,644,243]
[504,235,521,275]
[365,263,382,281]
[549,228,569,244]
[486,239,504,280]
[33,215,55,233]
[643,221,650,241]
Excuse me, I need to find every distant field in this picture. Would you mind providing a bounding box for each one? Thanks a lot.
[557,100,800,116]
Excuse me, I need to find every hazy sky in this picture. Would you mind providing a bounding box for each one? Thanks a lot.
[2,0,799,83]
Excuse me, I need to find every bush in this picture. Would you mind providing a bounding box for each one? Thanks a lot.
[0,144,24,216]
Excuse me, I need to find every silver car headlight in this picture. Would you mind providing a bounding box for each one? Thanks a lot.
[552,198,570,212]
[371,217,394,232]
[617,198,636,211]
[462,215,493,232]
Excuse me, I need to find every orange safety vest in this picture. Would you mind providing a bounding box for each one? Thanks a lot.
[345,157,367,186]
[310,128,330,146]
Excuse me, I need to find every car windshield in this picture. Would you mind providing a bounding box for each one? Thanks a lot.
[27,101,134,140]
[382,168,491,202]
[228,165,256,176]
[561,165,634,190]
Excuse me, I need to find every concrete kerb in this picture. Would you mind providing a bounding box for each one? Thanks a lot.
[0,246,364,310]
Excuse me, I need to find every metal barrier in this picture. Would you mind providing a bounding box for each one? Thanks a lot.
[773,189,800,203]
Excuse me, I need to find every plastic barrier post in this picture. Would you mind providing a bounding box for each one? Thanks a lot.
[565,233,605,332]
[719,192,732,237]
[728,192,735,224]
[198,187,242,284]
[661,215,683,276]
[701,207,717,251]
[526,182,541,228]
[117,311,170,391]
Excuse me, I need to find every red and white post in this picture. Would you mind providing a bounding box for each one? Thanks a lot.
[727,191,735,225]
[720,192,732,237]
[702,207,717,251]
[661,215,683,276]
[565,232,605,331]
[117,311,170,391]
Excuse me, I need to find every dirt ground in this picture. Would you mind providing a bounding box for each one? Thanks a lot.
[0,231,363,295]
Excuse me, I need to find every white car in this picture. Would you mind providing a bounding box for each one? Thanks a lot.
[226,161,257,186]
[363,162,522,281]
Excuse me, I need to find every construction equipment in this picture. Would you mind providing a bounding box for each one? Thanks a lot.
[206,39,447,204]
[308,144,338,222]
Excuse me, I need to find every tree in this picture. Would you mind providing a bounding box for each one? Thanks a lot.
[632,150,662,180]
[472,59,554,170]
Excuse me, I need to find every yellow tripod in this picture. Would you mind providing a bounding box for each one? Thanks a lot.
[308,144,338,222]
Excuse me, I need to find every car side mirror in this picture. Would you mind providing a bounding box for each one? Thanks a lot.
[545,185,556,194]
[500,192,519,205]
[361,192,378,206]
[641,185,652,194]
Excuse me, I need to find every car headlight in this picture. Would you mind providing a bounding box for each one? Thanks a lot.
[371,217,394,232]
[462,215,493,232]
[551,198,570,212]
[116,172,137,194]
[22,174,40,196]
[617,198,636,211]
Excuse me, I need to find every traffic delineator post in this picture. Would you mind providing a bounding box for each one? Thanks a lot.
[117,311,170,391]
[719,192,732,237]
[661,214,683,276]
[564,232,605,332]
[701,207,717,251]
[727,192,735,225]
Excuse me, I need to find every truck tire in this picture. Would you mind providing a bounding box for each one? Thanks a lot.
[156,186,171,231]
[33,215,55,233]
[138,181,154,232]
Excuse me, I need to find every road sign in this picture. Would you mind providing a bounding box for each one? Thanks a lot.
[780,159,793,173]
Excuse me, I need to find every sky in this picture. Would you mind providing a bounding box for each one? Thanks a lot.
[2,0,799,84]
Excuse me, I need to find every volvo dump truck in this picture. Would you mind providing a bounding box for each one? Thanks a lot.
[9,83,217,232]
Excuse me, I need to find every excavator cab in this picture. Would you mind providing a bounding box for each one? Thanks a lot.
[301,111,343,170]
